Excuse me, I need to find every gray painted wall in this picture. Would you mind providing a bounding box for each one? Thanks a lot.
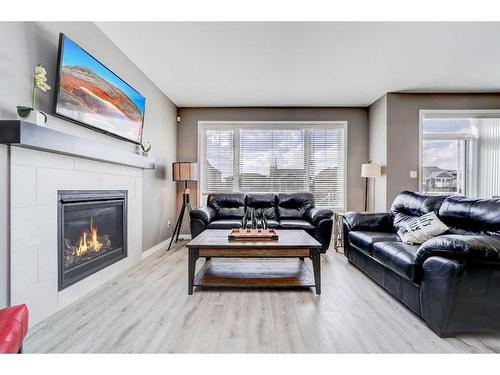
[0,22,178,307]
[385,93,500,208]
[368,95,387,212]
[177,107,369,233]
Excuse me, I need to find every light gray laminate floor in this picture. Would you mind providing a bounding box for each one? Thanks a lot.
[25,241,500,353]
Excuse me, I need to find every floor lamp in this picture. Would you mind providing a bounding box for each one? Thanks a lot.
[361,161,381,212]
[168,161,198,250]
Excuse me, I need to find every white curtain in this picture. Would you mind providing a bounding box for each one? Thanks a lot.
[477,119,500,198]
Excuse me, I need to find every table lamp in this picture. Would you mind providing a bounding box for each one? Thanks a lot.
[168,161,198,250]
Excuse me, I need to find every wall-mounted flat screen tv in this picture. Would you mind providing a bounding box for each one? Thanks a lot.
[53,34,146,144]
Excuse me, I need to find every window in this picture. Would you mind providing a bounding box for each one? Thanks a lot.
[199,122,347,211]
[420,111,500,198]
[422,138,466,195]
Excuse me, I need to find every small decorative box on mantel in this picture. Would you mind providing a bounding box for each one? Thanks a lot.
[228,228,279,241]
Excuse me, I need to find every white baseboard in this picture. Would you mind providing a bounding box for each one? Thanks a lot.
[141,235,192,259]
[141,238,171,259]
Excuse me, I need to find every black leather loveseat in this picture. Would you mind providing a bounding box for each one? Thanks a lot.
[343,191,500,337]
[190,192,334,252]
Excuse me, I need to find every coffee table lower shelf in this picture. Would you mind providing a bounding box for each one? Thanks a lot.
[193,260,315,289]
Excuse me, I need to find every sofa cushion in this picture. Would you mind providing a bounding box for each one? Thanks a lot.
[343,212,394,232]
[372,241,420,281]
[279,219,315,230]
[438,196,500,235]
[349,231,401,253]
[207,193,246,219]
[276,192,314,220]
[391,191,446,231]
[245,194,277,220]
[207,219,242,229]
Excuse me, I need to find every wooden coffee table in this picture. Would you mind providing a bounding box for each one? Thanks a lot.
[186,229,322,295]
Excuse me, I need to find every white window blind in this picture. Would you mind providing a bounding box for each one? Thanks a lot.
[204,129,234,193]
[239,129,306,193]
[199,122,346,211]
[309,128,345,209]
[477,118,500,198]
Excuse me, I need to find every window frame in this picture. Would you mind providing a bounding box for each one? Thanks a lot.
[419,109,500,195]
[197,120,348,211]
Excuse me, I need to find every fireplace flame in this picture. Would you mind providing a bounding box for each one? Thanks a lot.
[76,217,103,256]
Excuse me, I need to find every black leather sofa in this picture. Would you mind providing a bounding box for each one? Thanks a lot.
[343,191,500,337]
[190,192,334,252]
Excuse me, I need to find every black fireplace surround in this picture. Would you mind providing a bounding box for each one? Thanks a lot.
[58,190,128,290]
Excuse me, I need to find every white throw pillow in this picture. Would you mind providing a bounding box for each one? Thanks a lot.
[397,212,449,245]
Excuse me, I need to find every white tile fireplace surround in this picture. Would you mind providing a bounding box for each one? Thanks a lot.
[9,147,144,327]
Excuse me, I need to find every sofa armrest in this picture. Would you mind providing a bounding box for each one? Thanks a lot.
[420,256,465,337]
[416,234,500,266]
[190,206,216,225]
[343,211,394,233]
[305,207,333,226]
[420,255,500,337]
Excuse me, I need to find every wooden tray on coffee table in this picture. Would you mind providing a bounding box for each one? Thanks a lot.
[228,228,279,241]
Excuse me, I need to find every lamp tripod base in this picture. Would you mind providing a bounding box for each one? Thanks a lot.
[168,190,192,250]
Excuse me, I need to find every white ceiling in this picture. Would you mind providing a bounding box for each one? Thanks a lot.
[97,22,500,107]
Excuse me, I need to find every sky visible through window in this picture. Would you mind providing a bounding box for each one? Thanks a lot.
[423,119,471,170]
[423,140,458,170]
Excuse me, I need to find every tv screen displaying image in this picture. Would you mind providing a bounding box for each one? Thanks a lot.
[54,34,146,144]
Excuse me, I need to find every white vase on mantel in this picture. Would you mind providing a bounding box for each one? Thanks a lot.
[24,110,46,127]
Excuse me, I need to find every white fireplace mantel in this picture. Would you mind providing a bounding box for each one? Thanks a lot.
[0,120,155,170]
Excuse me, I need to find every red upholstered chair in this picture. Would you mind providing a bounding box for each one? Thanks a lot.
[0,304,29,354]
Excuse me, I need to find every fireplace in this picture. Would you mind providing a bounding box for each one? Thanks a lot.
[58,190,127,290]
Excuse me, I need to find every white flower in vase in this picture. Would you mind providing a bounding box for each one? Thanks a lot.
[17,63,51,125]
